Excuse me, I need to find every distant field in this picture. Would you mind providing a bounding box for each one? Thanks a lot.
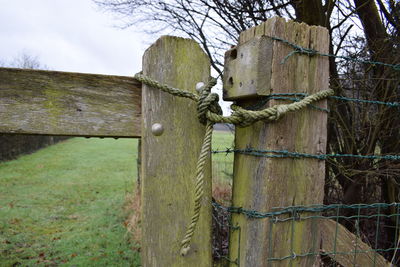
[0,131,234,266]
[212,131,235,182]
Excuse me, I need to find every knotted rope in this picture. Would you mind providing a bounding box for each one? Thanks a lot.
[134,72,334,256]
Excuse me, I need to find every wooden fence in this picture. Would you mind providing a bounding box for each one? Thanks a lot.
[0,17,392,266]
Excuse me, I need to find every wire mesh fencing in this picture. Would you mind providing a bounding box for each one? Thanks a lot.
[213,202,400,265]
[210,139,400,265]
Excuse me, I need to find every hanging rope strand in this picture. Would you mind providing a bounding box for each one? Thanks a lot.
[180,121,214,256]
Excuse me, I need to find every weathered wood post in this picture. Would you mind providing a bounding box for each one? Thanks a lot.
[224,17,329,266]
[141,36,212,266]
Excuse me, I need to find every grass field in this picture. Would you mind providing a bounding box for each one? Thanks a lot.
[0,131,234,266]
[0,138,140,266]
[211,131,235,201]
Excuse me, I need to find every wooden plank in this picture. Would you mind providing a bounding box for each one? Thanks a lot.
[0,67,141,137]
[141,36,212,266]
[238,27,255,44]
[224,23,273,100]
[321,219,390,266]
[228,17,330,266]
[223,36,274,100]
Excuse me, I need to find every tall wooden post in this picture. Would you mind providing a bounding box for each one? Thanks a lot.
[225,17,329,266]
[141,36,212,266]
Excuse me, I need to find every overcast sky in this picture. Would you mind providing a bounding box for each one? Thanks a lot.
[0,0,231,113]
[0,0,148,76]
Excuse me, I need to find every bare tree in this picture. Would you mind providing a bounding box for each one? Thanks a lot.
[95,0,295,76]
[11,53,43,69]
[0,53,63,162]
[2,52,48,70]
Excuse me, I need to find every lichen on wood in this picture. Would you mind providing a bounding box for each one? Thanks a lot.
[0,67,141,137]
[227,17,330,266]
[141,36,212,266]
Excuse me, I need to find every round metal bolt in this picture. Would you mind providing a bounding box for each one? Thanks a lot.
[151,123,164,136]
[196,82,205,93]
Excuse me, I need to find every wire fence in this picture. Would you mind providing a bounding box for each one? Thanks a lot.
[213,202,400,265]
[210,103,400,265]
[211,170,400,265]
[211,128,234,261]
[210,35,399,265]
[210,104,400,265]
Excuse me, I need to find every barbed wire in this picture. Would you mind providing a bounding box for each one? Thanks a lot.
[267,93,400,108]
[213,201,400,219]
[211,148,400,161]
[270,36,400,71]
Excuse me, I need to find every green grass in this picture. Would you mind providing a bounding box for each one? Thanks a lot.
[212,130,234,150]
[212,131,235,181]
[0,131,234,266]
[0,138,140,266]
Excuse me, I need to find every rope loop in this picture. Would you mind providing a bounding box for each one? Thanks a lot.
[134,72,198,101]
[197,77,222,124]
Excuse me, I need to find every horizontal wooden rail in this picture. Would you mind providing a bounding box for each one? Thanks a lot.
[0,68,141,137]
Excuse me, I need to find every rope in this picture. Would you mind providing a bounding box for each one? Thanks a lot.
[135,73,198,101]
[180,121,213,256]
[205,89,333,127]
[134,68,332,256]
[135,73,334,128]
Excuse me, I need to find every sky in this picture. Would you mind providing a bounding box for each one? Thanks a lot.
[0,0,148,76]
[0,0,231,113]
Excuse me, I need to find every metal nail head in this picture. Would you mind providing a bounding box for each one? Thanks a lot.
[151,123,164,136]
[196,82,205,93]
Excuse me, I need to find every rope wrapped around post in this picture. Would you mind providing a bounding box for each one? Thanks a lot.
[134,72,334,256]
[135,73,334,127]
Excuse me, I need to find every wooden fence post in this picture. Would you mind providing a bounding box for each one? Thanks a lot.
[225,17,330,266]
[141,36,212,266]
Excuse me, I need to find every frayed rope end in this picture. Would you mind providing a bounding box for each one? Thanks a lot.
[180,246,191,256]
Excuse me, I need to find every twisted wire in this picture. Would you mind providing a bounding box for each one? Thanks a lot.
[270,36,400,71]
[211,148,400,160]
